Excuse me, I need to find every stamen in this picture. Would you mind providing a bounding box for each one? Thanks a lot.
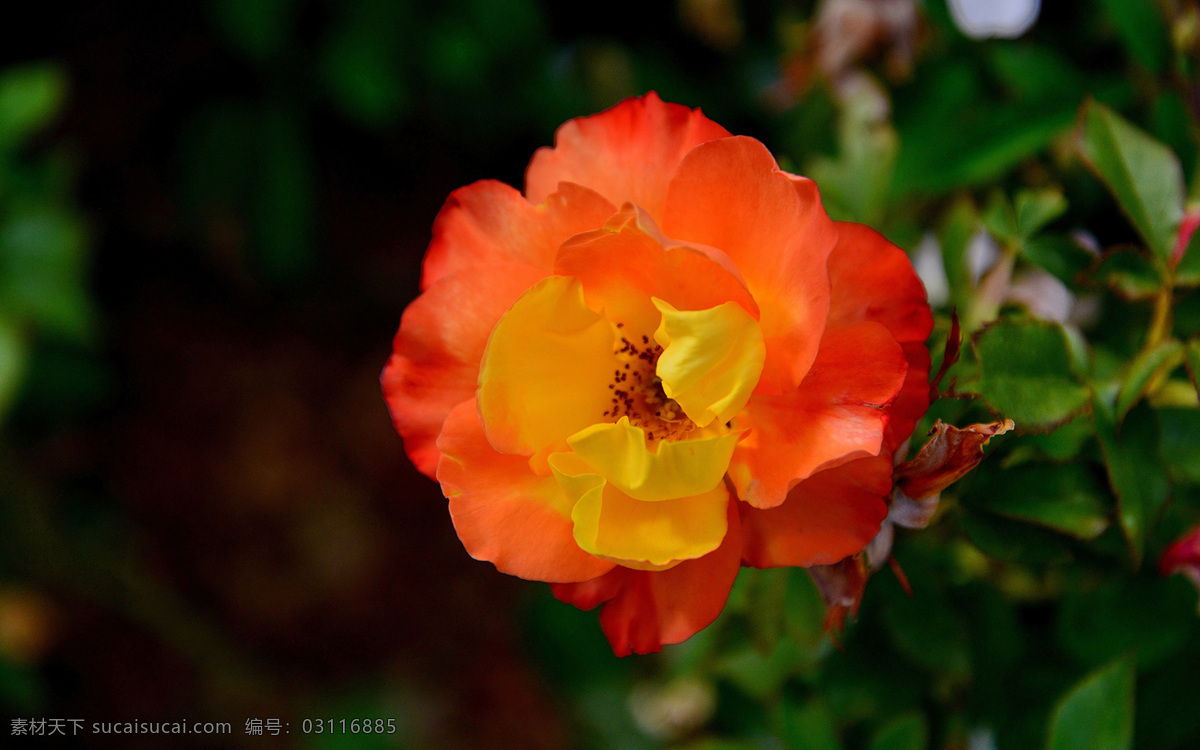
[601,323,694,444]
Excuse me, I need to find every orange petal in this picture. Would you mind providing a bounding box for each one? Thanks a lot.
[554,204,759,334]
[438,400,616,583]
[662,140,836,394]
[381,263,547,477]
[421,179,615,290]
[740,456,891,568]
[728,321,908,508]
[551,499,742,656]
[524,92,731,219]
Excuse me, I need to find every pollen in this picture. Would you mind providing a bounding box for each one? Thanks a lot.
[602,327,694,443]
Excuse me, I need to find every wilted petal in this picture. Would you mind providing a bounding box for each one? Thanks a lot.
[894,419,1015,501]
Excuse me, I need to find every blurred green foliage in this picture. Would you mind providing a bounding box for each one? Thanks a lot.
[3,0,1200,749]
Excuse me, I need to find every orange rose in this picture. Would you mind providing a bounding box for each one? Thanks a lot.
[383,93,933,655]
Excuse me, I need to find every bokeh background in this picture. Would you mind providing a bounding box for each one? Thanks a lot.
[3,0,1200,748]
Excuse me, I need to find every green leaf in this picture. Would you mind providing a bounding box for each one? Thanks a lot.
[783,568,829,655]
[1047,654,1136,750]
[318,0,412,128]
[784,699,843,750]
[869,713,928,750]
[1057,577,1194,669]
[1092,399,1169,566]
[1090,248,1165,299]
[966,463,1110,540]
[938,197,979,312]
[1079,100,1184,263]
[961,320,1091,430]
[1014,188,1068,241]
[1185,339,1200,399]
[1159,407,1200,484]
[1020,234,1095,288]
[805,77,897,226]
[0,206,94,340]
[211,0,297,62]
[1098,0,1169,73]
[983,191,1019,246]
[1176,225,1200,286]
[0,62,66,151]
[253,105,316,285]
[0,317,29,422]
[877,555,971,678]
[1114,340,1185,420]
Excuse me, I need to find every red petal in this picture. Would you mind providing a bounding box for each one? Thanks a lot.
[729,321,908,508]
[438,400,616,583]
[740,456,891,568]
[551,499,742,656]
[886,342,932,453]
[524,92,731,219]
[421,180,615,290]
[826,222,933,451]
[381,263,547,477]
[827,222,933,344]
[662,140,837,394]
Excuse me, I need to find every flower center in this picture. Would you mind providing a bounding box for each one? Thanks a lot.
[603,327,695,443]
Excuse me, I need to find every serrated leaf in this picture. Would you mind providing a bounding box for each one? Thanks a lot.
[1091,247,1165,299]
[1079,100,1183,263]
[0,62,66,150]
[968,463,1110,540]
[869,713,928,750]
[1093,399,1169,566]
[1047,654,1135,750]
[1115,340,1184,420]
[961,321,1091,429]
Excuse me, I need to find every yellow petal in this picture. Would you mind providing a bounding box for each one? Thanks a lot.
[477,276,617,469]
[567,417,740,502]
[550,450,730,569]
[652,298,765,427]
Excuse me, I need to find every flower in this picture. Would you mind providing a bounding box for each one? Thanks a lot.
[382,93,933,655]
